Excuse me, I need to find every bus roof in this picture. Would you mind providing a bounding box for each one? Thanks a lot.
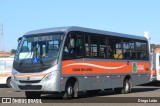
[24,26,147,41]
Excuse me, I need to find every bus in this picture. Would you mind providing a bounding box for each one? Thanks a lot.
[11,26,150,98]
[150,53,160,81]
[0,57,14,87]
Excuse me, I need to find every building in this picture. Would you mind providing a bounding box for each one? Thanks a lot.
[154,48,160,53]
[0,52,13,57]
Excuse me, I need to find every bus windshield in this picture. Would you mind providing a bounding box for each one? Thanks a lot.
[15,33,64,66]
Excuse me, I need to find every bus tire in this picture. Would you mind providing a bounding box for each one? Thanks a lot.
[63,82,74,99]
[25,91,41,99]
[73,81,79,98]
[7,77,11,88]
[121,79,131,94]
[63,80,78,99]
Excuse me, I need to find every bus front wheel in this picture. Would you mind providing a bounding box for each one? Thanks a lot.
[63,81,78,99]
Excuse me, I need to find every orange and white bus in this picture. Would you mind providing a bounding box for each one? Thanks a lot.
[11,26,150,98]
[0,57,14,87]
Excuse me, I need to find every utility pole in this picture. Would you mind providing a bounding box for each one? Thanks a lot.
[0,24,3,52]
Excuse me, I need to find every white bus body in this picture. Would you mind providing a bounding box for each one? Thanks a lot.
[0,57,14,87]
[150,53,160,81]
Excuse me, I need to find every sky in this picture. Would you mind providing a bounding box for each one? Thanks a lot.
[0,0,160,52]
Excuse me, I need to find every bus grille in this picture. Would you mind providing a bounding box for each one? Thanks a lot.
[18,85,42,90]
[19,80,41,83]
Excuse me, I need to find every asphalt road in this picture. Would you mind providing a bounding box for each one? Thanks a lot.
[0,82,160,106]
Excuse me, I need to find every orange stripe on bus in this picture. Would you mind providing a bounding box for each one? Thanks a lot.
[15,73,46,77]
[0,74,11,77]
[0,72,11,77]
[62,60,150,75]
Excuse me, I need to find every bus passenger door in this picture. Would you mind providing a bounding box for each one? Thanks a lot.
[62,32,93,91]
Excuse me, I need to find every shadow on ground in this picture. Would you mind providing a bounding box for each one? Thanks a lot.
[0,84,8,88]
[40,86,160,100]
[140,81,160,87]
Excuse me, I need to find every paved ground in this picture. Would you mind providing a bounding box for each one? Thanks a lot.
[0,82,160,106]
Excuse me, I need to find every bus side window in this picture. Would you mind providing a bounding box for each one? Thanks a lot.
[107,38,122,59]
[85,35,90,57]
[107,38,114,58]
[63,35,75,60]
[135,42,149,60]
[63,32,83,60]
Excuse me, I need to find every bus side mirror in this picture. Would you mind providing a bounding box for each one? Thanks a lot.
[18,37,22,42]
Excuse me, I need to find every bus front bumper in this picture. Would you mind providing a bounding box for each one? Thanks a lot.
[11,75,61,92]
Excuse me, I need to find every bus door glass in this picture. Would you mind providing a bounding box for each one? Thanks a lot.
[63,32,83,60]
[6,60,13,71]
[0,60,5,70]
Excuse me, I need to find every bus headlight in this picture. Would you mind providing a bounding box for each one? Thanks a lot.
[44,71,55,81]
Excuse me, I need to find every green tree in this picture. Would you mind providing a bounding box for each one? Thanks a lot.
[150,44,160,52]
[11,49,16,54]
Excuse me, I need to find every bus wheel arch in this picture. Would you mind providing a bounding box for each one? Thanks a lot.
[124,75,132,82]
[6,77,12,88]
[63,77,79,99]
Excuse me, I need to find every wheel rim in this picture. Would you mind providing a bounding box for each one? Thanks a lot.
[125,81,129,92]
[67,86,73,96]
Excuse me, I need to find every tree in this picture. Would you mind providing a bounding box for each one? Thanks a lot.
[11,49,16,54]
[150,44,160,52]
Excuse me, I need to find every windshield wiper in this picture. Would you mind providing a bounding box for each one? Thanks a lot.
[19,59,23,67]
[39,57,44,66]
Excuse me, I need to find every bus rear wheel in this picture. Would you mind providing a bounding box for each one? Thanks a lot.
[115,79,131,94]
[121,79,131,94]
[25,91,41,98]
